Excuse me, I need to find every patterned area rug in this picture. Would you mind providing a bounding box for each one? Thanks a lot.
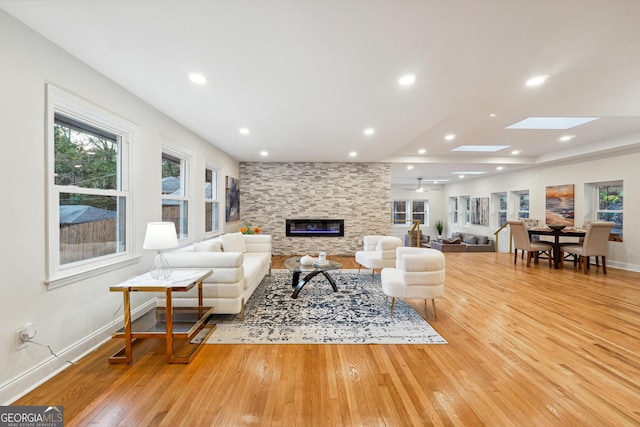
[205,269,446,344]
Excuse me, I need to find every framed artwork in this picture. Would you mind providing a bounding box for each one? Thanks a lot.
[471,197,489,225]
[545,184,574,226]
[225,176,240,222]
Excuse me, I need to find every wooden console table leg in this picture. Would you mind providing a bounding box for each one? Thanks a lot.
[109,288,133,364]
[165,288,174,362]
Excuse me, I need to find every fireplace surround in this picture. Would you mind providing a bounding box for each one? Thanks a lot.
[286,219,344,237]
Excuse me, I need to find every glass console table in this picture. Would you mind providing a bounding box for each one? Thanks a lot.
[109,269,214,364]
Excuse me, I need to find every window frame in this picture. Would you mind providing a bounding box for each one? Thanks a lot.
[449,197,459,225]
[391,199,429,226]
[161,144,193,242]
[589,180,623,238]
[46,84,138,288]
[204,163,221,236]
[460,196,471,226]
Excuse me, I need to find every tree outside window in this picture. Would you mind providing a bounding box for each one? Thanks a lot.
[597,183,623,237]
[54,114,126,265]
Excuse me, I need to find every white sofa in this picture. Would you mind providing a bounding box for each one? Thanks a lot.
[158,233,271,319]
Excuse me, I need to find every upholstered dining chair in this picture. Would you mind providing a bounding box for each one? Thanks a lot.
[561,221,615,274]
[355,236,403,282]
[507,220,553,267]
[381,247,445,320]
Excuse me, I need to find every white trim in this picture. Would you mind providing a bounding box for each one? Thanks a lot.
[45,84,138,287]
[0,299,155,405]
[161,139,194,242]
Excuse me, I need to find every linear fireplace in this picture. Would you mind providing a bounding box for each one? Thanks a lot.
[286,219,344,237]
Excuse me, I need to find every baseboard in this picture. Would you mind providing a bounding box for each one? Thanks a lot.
[1,299,156,405]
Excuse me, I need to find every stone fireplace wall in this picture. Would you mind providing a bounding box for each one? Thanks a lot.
[238,162,391,255]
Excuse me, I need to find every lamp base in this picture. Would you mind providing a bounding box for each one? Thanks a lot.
[150,251,172,280]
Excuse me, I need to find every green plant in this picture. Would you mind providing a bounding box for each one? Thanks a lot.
[435,219,444,235]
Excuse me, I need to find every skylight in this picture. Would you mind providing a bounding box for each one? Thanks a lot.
[451,145,509,152]
[506,117,599,130]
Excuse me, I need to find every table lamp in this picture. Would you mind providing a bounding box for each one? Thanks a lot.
[143,222,179,279]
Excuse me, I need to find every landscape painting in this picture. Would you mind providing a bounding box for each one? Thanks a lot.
[225,176,240,222]
[545,184,575,226]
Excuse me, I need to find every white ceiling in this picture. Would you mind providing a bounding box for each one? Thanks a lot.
[3,0,640,185]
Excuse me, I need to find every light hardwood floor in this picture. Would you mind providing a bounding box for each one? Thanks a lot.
[13,253,640,426]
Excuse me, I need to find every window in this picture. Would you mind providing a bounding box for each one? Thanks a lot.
[460,196,470,225]
[205,165,220,234]
[47,85,136,286]
[493,192,507,227]
[449,197,459,225]
[392,200,429,225]
[517,191,529,218]
[594,181,623,237]
[392,200,408,224]
[161,148,191,239]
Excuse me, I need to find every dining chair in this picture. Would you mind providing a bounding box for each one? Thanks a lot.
[561,221,615,274]
[507,220,553,267]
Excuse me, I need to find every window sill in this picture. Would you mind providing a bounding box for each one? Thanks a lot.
[46,256,142,290]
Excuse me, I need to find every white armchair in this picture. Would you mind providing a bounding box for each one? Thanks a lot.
[355,236,403,282]
[381,247,445,321]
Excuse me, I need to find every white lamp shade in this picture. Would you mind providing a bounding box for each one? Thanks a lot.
[143,222,179,250]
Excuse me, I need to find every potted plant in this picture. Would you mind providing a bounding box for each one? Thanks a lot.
[435,220,444,241]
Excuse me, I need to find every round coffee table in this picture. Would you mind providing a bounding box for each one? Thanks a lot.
[284,257,343,298]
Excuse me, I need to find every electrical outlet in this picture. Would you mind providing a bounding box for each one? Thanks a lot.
[15,329,27,350]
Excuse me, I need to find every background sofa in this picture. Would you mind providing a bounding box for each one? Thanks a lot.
[451,231,495,252]
[159,233,271,319]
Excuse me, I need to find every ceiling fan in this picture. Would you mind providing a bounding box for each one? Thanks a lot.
[402,178,440,192]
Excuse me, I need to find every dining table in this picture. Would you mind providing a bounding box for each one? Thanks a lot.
[527,227,586,269]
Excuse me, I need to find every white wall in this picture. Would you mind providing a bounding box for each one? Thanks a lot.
[441,154,640,270]
[0,10,238,403]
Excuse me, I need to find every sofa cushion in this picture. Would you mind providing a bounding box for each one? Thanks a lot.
[451,232,463,240]
[193,241,222,252]
[462,234,478,244]
[221,232,247,252]
[477,235,489,245]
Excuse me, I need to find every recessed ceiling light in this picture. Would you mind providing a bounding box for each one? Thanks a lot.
[349,151,357,157]
[489,113,497,117]
[496,166,504,171]
[398,74,416,86]
[239,128,250,135]
[418,148,427,155]
[506,117,598,130]
[364,128,375,136]
[559,135,575,142]
[260,151,268,156]
[406,165,414,170]
[512,150,521,155]
[459,175,465,179]
[188,72,207,84]
[444,134,456,141]
[451,145,509,152]
[525,75,548,87]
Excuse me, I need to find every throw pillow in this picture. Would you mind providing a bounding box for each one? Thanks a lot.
[221,232,247,253]
[451,232,463,240]
[477,236,489,245]
[462,235,478,244]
